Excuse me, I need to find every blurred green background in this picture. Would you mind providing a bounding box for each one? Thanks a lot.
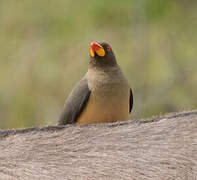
[0,0,197,129]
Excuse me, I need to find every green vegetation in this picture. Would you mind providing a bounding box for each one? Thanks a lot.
[0,0,197,129]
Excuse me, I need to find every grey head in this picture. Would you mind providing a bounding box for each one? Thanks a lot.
[89,42,118,69]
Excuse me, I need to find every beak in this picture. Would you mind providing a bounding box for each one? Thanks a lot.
[90,41,105,58]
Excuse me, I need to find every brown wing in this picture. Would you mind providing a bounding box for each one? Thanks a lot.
[129,88,133,113]
[58,78,91,125]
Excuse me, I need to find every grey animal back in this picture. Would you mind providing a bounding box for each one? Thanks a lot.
[58,78,91,125]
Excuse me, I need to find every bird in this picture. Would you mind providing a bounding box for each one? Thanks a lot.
[58,41,133,125]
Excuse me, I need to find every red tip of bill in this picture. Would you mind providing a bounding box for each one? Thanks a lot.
[91,41,101,52]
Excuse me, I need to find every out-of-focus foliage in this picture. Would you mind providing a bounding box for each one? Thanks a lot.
[0,0,197,129]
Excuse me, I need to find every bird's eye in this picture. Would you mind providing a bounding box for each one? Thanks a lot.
[106,46,111,52]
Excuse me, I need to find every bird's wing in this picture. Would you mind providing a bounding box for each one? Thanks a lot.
[58,77,91,125]
[129,88,133,113]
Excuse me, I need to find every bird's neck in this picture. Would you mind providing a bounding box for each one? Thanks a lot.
[86,67,128,97]
[88,58,118,70]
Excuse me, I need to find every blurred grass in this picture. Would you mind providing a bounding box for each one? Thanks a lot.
[0,0,197,129]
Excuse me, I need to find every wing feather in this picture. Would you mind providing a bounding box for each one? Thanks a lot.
[129,88,133,113]
[58,78,91,125]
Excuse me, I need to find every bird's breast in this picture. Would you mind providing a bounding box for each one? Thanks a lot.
[87,68,129,96]
[77,68,130,124]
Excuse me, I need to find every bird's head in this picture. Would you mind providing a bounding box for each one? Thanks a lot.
[89,41,117,68]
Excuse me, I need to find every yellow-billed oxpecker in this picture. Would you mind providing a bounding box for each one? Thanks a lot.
[59,41,133,125]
